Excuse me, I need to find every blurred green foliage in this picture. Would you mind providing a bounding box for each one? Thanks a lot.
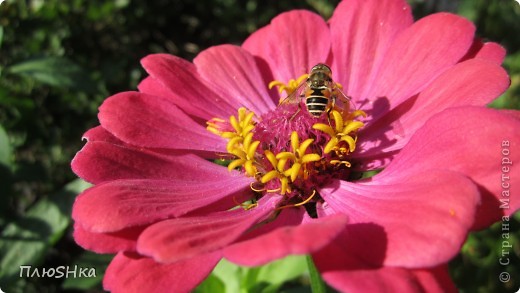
[0,0,518,292]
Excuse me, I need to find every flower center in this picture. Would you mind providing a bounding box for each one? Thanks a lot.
[206,73,366,211]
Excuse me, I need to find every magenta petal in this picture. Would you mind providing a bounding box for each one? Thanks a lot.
[357,59,509,159]
[73,223,142,253]
[243,10,330,82]
[141,54,233,119]
[319,169,479,268]
[367,13,475,119]
[104,251,221,293]
[224,210,348,266]
[329,0,412,101]
[98,91,226,152]
[73,176,252,233]
[194,45,276,115]
[72,140,229,184]
[383,107,520,229]
[137,196,281,263]
[313,227,457,293]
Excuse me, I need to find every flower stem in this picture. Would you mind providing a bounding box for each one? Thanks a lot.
[306,255,326,293]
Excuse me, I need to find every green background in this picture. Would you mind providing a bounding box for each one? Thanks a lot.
[0,0,519,292]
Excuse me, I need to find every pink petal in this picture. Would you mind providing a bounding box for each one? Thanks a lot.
[137,196,281,263]
[138,76,178,102]
[413,265,457,293]
[329,0,413,102]
[98,91,226,153]
[474,42,507,64]
[461,40,506,64]
[383,107,520,229]
[72,140,229,184]
[356,59,509,160]
[193,45,276,115]
[316,201,337,217]
[141,54,233,120]
[501,109,520,121]
[81,125,123,145]
[73,177,252,233]
[319,169,479,268]
[243,10,330,82]
[104,251,221,293]
[224,209,348,266]
[313,227,457,292]
[73,223,142,253]
[366,13,475,120]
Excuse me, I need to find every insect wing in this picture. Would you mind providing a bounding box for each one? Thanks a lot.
[332,87,355,113]
[279,81,308,106]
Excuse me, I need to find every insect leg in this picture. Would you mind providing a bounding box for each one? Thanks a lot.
[289,102,302,122]
[326,96,336,127]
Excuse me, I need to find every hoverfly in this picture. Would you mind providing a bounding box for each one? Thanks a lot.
[280,63,353,119]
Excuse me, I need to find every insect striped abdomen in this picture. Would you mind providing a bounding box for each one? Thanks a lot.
[306,88,330,117]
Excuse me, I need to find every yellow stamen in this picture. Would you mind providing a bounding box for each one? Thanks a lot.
[207,107,261,176]
[275,131,321,183]
[250,182,265,192]
[268,74,309,98]
[276,189,317,210]
[312,123,335,137]
[266,187,282,193]
[228,159,246,171]
[233,195,258,210]
[244,202,258,210]
[261,170,279,184]
[302,153,321,164]
[294,189,317,207]
[330,160,352,167]
[314,109,365,159]
[259,150,297,195]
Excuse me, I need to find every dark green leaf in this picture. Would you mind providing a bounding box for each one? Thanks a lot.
[7,57,96,92]
[0,180,90,283]
[0,26,3,49]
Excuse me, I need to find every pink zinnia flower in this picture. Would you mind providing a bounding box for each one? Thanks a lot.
[72,0,519,292]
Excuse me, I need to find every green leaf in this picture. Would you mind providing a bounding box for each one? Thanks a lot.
[0,124,11,167]
[256,255,307,286]
[306,255,326,293]
[198,255,310,293]
[0,26,3,49]
[0,179,91,284]
[211,259,242,293]
[194,274,226,293]
[61,251,112,290]
[6,57,97,92]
